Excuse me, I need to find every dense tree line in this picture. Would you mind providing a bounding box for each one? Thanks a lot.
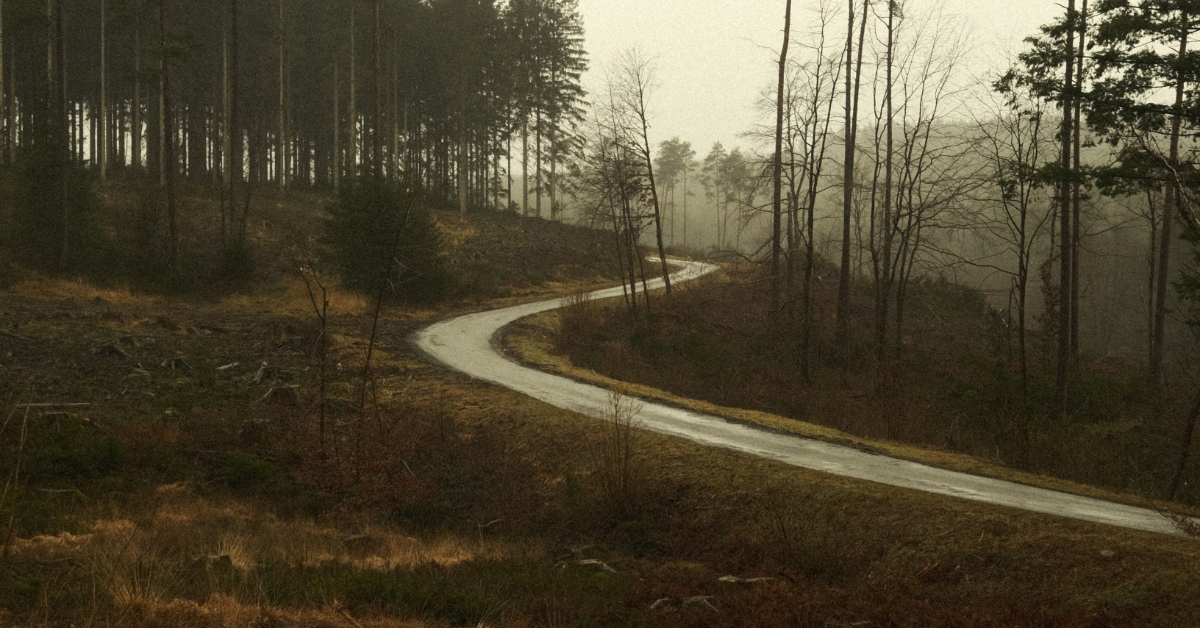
[0,0,587,272]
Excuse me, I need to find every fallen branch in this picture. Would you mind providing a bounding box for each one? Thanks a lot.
[14,403,92,410]
[0,330,31,341]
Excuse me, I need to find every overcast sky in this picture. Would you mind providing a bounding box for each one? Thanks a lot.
[576,0,1063,155]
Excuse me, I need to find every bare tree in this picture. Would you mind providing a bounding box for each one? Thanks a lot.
[771,0,794,312]
[969,84,1055,465]
[613,49,671,294]
[837,0,869,370]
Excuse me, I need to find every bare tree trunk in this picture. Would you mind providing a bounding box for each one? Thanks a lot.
[229,0,243,235]
[158,10,166,187]
[1148,188,1157,367]
[53,0,68,269]
[0,0,4,165]
[458,122,467,211]
[876,1,895,367]
[1150,12,1188,392]
[771,0,793,313]
[133,29,142,170]
[1052,0,1077,419]
[838,0,867,368]
[536,106,542,217]
[521,116,529,215]
[1168,387,1200,499]
[333,62,340,188]
[1071,0,1087,359]
[372,0,382,180]
[348,3,357,177]
[99,0,106,179]
[160,0,178,270]
[221,27,230,239]
[277,0,285,188]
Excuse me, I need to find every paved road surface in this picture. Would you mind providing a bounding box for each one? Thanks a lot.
[413,259,1185,537]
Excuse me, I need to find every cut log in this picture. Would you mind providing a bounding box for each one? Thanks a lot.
[252,363,281,384]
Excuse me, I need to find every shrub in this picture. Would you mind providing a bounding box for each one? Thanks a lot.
[323,178,450,303]
[589,392,643,519]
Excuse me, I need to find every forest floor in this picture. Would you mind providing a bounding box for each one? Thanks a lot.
[1,188,1199,627]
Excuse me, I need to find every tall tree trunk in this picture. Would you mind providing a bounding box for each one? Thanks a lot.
[1071,0,1087,358]
[46,0,52,84]
[0,0,4,165]
[521,117,529,214]
[221,27,230,239]
[550,116,557,218]
[683,167,688,247]
[1168,386,1200,499]
[333,62,340,189]
[535,106,542,217]
[641,113,671,294]
[1151,12,1188,392]
[1147,189,1158,367]
[840,0,868,369]
[133,29,142,170]
[348,2,356,177]
[54,0,68,269]
[99,0,106,179]
[160,0,177,270]
[372,0,382,179]
[229,0,243,235]
[458,121,467,211]
[278,0,285,188]
[876,0,895,368]
[771,0,793,313]
[1053,0,1077,419]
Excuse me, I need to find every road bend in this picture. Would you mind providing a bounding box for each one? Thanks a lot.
[413,259,1186,537]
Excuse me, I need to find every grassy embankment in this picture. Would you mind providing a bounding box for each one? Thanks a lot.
[510,258,1200,509]
[1,186,1199,627]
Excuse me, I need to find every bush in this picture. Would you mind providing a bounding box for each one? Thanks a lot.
[324,178,450,303]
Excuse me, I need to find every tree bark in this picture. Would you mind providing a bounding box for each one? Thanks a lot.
[160,0,178,270]
[54,0,68,269]
[348,2,357,177]
[1071,0,1087,359]
[372,0,382,180]
[133,29,142,170]
[1150,11,1188,392]
[521,117,529,214]
[333,62,340,189]
[876,0,895,368]
[1053,0,1077,419]
[229,0,243,235]
[278,0,285,188]
[99,0,107,179]
[771,0,793,313]
[1,0,5,165]
[1167,386,1200,499]
[837,0,869,371]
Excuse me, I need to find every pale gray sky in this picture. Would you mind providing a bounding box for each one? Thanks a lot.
[577,0,1062,154]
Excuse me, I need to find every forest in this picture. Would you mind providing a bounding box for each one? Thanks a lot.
[4,0,1200,626]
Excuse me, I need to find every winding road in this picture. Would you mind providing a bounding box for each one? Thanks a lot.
[413,259,1186,537]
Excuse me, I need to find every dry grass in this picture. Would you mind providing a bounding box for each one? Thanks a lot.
[503,292,1200,518]
[7,483,525,627]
